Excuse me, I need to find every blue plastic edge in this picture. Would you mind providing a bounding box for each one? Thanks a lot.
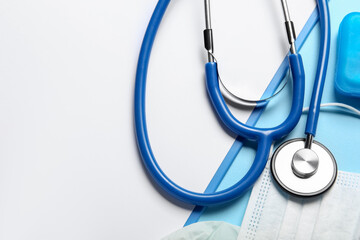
[184,5,321,226]
[334,12,360,98]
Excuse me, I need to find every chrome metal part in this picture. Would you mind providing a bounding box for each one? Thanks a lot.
[204,0,212,29]
[271,138,337,197]
[280,0,291,22]
[291,148,319,178]
[204,0,214,62]
[205,0,298,105]
[280,0,297,54]
[213,53,289,106]
[305,134,314,149]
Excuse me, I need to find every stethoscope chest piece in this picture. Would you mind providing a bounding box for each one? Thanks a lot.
[271,138,337,197]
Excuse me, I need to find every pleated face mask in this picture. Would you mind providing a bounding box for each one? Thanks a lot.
[237,164,360,240]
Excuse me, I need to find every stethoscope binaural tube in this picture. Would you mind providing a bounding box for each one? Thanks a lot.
[134,0,305,206]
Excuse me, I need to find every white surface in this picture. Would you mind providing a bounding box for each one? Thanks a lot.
[0,0,314,239]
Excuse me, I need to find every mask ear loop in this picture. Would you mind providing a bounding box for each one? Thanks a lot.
[210,52,289,108]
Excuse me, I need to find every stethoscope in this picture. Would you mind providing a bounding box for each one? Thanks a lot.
[271,0,337,197]
[134,0,334,206]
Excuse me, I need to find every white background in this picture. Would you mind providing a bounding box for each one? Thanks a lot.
[0,0,314,239]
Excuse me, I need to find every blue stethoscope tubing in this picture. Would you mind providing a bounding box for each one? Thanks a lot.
[306,0,330,136]
[134,0,327,206]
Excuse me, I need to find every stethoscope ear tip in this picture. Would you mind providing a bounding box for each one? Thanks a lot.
[271,138,337,197]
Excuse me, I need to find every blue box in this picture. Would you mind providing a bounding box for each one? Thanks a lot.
[335,12,360,98]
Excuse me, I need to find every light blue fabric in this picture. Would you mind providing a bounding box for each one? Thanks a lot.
[197,0,360,226]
